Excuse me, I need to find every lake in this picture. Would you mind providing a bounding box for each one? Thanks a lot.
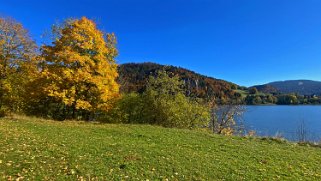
[243,105,321,142]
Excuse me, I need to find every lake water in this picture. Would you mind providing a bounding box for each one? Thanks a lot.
[243,106,321,142]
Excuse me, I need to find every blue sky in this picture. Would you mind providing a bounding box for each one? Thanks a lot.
[1,0,321,86]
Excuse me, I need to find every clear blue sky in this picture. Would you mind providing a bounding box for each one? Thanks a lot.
[1,0,321,86]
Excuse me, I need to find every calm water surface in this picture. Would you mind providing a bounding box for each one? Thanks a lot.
[244,106,321,141]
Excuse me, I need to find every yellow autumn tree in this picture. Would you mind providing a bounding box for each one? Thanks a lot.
[0,17,37,116]
[39,17,119,120]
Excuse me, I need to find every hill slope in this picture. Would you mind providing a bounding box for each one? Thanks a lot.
[253,80,321,95]
[0,116,320,180]
[118,62,243,102]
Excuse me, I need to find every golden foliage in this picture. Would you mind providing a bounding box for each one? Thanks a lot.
[39,17,119,114]
[0,17,37,113]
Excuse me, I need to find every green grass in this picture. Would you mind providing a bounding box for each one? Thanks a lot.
[235,89,272,98]
[0,116,321,180]
[234,89,249,98]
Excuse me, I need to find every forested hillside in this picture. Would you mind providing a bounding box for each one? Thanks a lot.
[253,80,321,96]
[118,63,321,105]
[118,62,245,103]
[252,85,279,94]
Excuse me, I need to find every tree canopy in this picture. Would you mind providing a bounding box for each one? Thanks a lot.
[30,17,119,120]
[0,17,37,115]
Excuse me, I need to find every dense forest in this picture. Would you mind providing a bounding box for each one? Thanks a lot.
[118,62,244,104]
[118,63,321,105]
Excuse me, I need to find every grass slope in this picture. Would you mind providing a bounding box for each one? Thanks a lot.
[0,116,320,180]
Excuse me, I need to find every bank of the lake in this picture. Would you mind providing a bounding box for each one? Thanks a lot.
[244,105,321,142]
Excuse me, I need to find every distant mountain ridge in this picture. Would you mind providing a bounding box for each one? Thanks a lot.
[118,62,243,103]
[253,80,321,95]
[118,62,321,104]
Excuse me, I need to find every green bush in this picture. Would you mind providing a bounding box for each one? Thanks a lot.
[0,106,10,117]
[105,70,210,129]
[99,93,144,123]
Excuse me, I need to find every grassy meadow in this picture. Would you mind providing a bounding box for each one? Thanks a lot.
[0,116,320,180]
